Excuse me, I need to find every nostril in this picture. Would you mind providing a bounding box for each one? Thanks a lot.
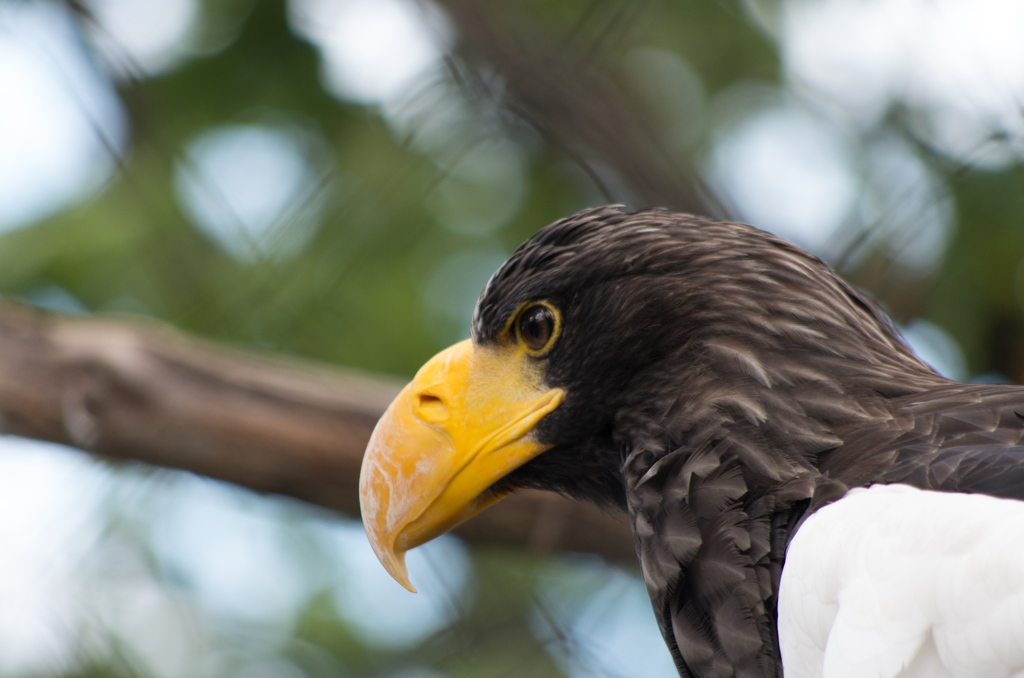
[416,394,448,421]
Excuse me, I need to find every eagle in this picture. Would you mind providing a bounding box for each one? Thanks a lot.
[358,205,1024,678]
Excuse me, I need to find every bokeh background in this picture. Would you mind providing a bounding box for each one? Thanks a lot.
[1,0,1023,676]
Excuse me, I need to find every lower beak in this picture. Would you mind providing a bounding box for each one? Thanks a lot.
[358,339,563,591]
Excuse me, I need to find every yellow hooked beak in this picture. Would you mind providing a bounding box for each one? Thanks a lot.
[358,338,564,591]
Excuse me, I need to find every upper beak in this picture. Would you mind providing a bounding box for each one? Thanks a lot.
[358,338,564,591]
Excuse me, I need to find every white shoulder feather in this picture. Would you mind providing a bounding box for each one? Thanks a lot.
[778,483,1024,678]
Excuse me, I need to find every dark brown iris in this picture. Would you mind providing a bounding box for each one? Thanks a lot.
[518,305,555,351]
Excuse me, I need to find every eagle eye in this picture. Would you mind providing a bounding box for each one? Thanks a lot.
[517,304,556,353]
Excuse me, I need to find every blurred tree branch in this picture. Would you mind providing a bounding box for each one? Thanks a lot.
[0,302,634,563]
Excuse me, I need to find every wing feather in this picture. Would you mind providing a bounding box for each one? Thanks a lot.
[779,484,1024,678]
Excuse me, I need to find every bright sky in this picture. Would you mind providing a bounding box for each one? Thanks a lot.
[0,0,1016,672]
[0,1,125,235]
[175,123,328,263]
[289,0,452,106]
[712,0,1024,269]
[84,0,198,76]
[783,0,1024,168]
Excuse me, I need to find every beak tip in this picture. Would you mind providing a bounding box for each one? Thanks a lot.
[381,547,417,593]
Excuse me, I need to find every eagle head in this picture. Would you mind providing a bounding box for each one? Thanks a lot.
[358,205,943,591]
